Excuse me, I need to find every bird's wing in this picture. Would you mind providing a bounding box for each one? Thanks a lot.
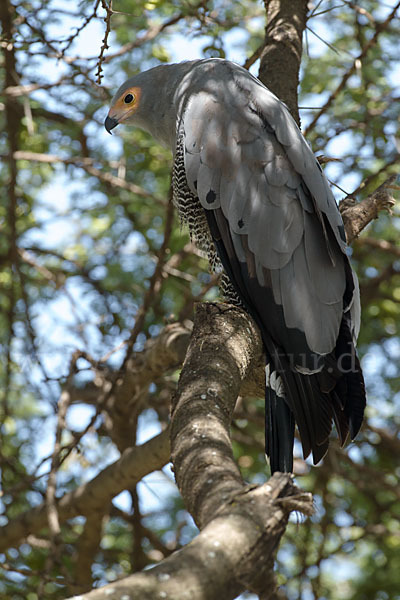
[181,70,355,367]
[179,66,364,468]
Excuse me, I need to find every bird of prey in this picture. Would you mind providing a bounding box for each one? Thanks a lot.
[105,58,366,473]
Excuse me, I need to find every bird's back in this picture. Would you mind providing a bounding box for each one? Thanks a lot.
[173,59,366,471]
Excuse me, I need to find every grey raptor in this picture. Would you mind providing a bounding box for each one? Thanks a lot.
[105,58,366,473]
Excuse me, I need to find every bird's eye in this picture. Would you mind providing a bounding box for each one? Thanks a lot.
[124,93,135,104]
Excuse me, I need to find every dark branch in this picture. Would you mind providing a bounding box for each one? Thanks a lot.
[95,0,113,84]
[259,0,308,125]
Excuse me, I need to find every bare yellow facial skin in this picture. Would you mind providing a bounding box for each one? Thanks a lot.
[108,86,142,123]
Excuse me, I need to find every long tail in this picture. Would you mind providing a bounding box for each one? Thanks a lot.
[264,323,366,474]
[265,363,295,473]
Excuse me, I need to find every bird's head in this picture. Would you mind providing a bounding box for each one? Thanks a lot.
[104,62,199,146]
[105,82,142,134]
[104,68,176,146]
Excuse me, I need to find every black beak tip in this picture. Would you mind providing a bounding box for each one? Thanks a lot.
[105,115,118,134]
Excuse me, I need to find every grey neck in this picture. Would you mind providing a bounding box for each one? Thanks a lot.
[134,61,201,150]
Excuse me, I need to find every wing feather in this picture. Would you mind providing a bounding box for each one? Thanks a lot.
[182,76,349,359]
[179,59,365,469]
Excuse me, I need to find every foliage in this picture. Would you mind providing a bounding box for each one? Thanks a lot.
[0,1,399,599]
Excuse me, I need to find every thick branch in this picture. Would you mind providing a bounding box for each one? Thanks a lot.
[170,303,312,596]
[70,317,265,419]
[170,303,263,527]
[259,0,308,124]
[70,321,193,404]
[104,321,193,417]
[65,304,312,600]
[64,473,312,600]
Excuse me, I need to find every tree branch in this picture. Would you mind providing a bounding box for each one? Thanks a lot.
[72,510,105,594]
[339,175,397,243]
[260,0,308,125]
[356,237,400,258]
[64,474,311,600]
[9,150,159,201]
[99,11,185,64]
[67,320,193,413]
[102,201,175,451]
[1,0,21,428]
[62,304,312,599]
[170,303,312,596]
[95,0,113,84]
[0,429,169,552]
[304,1,400,136]
[170,303,263,527]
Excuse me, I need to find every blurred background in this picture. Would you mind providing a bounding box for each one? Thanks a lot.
[0,1,399,598]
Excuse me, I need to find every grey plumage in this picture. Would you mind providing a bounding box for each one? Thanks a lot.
[106,58,366,473]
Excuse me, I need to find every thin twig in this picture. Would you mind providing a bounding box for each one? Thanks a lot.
[119,198,175,372]
[305,25,340,54]
[10,150,161,201]
[100,12,184,64]
[349,155,399,197]
[60,0,101,56]
[95,0,113,84]
[243,43,265,70]
[39,355,78,595]
[345,1,376,24]
[304,1,400,136]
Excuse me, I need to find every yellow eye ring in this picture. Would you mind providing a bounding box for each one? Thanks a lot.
[124,93,135,104]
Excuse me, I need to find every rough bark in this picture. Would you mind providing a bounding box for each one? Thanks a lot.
[64,476,311,600]
[64,474,312,600]
[170,304,262,528]
[339,175,397,244]
[63,305,313,600]
[259,0,308,125]
[169,303,313,597]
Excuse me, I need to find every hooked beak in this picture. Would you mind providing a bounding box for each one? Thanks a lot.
[104,115,119,134]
